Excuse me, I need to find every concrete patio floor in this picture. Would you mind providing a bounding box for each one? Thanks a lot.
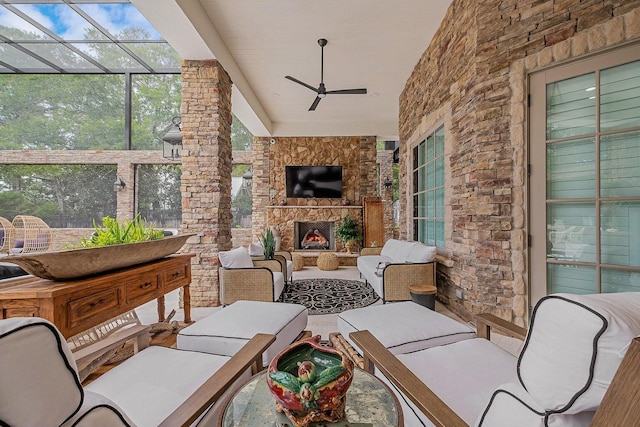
[135,264,523,356]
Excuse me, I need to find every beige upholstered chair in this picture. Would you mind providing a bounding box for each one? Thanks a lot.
[219,246,286,305]
[0,316,274,427]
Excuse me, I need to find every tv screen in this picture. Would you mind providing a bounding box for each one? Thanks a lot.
[286,166,343,198]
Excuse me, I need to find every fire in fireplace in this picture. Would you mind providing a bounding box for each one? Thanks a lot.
[295,221,335,251]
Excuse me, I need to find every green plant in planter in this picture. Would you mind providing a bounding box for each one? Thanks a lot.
[261,227,276,259]
[335,216,362,253]
[68,215,164,249]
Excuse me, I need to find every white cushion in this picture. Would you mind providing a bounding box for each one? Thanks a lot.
[63,391,132,426]
[356,255,390,298]
[0,317,83,427]
[390,338,518,426]
[406,241,437,263]
[248,242,264,256]
[338,301,475,355]
[219,246,253,268]
[177,301,308,366]
[380,239,418,262]
[286,260,293,281]
[475,382,595,427]
[273,271,285,300]
[518,292,640,414]
[85,346,248,427]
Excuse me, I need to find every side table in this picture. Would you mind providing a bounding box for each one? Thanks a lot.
[217,368,403,426]
[409,284,437,310]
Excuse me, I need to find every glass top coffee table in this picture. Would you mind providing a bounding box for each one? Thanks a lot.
[217,368,403,426]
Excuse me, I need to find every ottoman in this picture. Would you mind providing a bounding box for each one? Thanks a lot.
[317,252,339,270]
[177,300,308,366]
[292,253,305,271]
[337,301,476,356]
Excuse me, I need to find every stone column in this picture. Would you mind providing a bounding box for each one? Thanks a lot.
[251,137,271,242]
[180,60,233,306]
[378,150,395,242]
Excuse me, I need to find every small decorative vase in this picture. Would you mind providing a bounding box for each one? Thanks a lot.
[345,240,357,254]
[266,335,354,427]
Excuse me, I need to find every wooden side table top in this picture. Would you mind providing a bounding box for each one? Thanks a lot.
[408,284,437,295]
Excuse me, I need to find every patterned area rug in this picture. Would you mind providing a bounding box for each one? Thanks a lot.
[280,278,379,315]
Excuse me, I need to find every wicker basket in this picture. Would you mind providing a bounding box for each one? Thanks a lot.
[317,252,339,271]
[0,217,15,254]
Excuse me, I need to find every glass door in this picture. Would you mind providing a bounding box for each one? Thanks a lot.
[529,44,640,306]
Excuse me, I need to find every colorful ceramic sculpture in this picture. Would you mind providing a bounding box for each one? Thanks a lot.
[266,335,354,427]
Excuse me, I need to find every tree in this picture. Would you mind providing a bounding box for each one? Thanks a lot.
[232,114,253,150]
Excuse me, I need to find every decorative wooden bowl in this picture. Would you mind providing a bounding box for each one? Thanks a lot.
[5,234,193,280]
[266,335,354,427]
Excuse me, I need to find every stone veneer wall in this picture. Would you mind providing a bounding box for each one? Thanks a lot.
[180,59,233,306]
[399,0,640,326]
[251,136,377,249]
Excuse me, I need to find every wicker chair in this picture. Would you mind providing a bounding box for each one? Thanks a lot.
[275,250,294,283]
[0,216,15,254]
[220,258,286,305]
[11,215,53,253]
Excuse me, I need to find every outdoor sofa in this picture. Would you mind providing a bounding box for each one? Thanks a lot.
[358,239,437,303]
[350,292,640,426]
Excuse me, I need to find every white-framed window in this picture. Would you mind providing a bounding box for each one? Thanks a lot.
[529,43,640,304]
[412,125,445,248]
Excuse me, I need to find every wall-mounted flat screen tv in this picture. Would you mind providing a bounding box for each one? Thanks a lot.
[285,166,343,198]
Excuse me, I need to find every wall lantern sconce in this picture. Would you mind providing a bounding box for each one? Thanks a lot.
[113,176,126,192]
[384,177,393,189]
[242,169,253,187]
[163,116,183,160]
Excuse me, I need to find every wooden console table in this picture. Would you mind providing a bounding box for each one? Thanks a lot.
[0,254,194,339]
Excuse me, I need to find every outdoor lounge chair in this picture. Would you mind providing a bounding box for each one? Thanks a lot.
[350,292,640,427]
[0,316,274,426]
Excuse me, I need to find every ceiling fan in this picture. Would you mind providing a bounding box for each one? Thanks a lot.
[285,38,367,111]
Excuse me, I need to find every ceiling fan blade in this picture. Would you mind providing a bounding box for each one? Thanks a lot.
[326,88,368,95]
[285,75,318,93]
[309,96,322,111]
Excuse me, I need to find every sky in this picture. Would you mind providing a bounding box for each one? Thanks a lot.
[0,2,161,41]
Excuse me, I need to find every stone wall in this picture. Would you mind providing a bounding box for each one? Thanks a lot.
[251,136,378,247]
[399,0,640,325]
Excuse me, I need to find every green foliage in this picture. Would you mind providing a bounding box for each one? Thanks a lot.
[136,164,182,226]
[0,164,117,227]
[261,228,276,259]
[335,216,362,243]
[68,215,164,248]
[231,114,253,150]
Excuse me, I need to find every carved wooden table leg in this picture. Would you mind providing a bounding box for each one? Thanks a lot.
[183,284,192,323]
[157,295,165,322]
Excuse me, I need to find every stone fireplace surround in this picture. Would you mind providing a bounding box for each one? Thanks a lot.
[267,206,363,252]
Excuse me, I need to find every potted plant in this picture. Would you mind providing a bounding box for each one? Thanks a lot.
[335,216,362,254]
[261,227,276,259]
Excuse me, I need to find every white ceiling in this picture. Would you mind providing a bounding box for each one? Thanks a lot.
[133,0,452,140]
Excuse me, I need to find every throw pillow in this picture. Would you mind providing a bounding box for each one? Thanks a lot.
[248,242,264,256]
[219,246,253,269]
